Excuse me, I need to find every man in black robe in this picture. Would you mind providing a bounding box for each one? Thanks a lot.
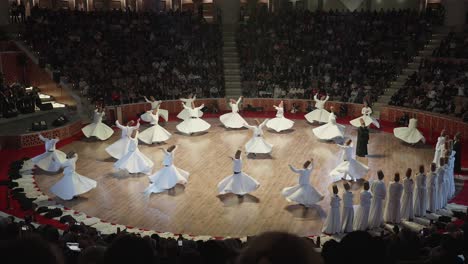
[453,132,462,174]
[356,118,369,157]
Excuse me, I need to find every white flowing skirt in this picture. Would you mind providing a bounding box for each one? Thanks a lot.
[217,172,260,195]
[81,122,114,140]
[282,184,324,207]
[219,112,247,129]
[50,172,97,200]
[342,207,354,233]
[368,199,384,228]
[312,123,345,140]
[138,124,171,144]
[393,127,425,144]
[322,207,341,234]
[146,165,190,193]
[141,109,169,123]
[105,137,131,160]
[350,115,380,128]
[177,108,203,120]
[305,109,330,123]
[413,188,426,216]
[384,199,401,223]
[176,118,211,134]
[400,192,414,220]
[266,117,294,132]
[31,150,67,172]
[245,136,273,154]
[330,159,369,182]
[353,205,370,231]
[114,150,153,175]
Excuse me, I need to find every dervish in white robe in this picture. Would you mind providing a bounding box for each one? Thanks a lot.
[312,111,345,141]
[141,96,168,123]
[305,94,330,123]
[219,97,247,129]
[368,179,386,228]
[50,153,97,200]
[330,142,369,182]
[436,163,447,210]
[354,188,372,231]
[31,134,66,172]
[393,118,425,144]
[350,106,380,128]
[426,169,438,212]
[244,120,273,155]
[217,155,260,195]
[177,96,203,120]
[400,176,414,220]
[341,189,354,233]
[146,146,189,194]
[81,108,114,140]
[176,104,211,134]
[433,135,446,164]
[114,131,153,175]
[282,163,324,207]
[413,172,427,217]
[138,108,171,144]
[105,120,140,159]
[383,180,403,223]
[322,193,341,234]
[266,102,294,132]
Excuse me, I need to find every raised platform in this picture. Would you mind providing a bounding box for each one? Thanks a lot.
[0,109,82,149]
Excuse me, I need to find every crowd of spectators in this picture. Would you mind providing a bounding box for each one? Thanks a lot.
[1,212,467,264]
[389,59,468,120]
[23,9,224,106]
[237,9,433,104]
[432,31,468,59]
[0,74,42,118]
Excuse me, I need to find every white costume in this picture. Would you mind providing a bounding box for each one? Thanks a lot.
[138,110,171,144]
[266,105,294,132]
[383,181,403,223]
[393,118,425,144]
[114,132,153,175]
[282,164,324,207]
[105,121,140,159]
[341,190,354,233]
[322,194,341,234]
[368,179,386,228]
[219,97,246,129]
[31,134,66,172]
[146,147,189,194]
[350,106,380,128]
[413,172,427,217]
[81,109,114,140]
[436,166,446,209]
[244,120,273,154]
[177,96,203,120]
[400,177,414,220]
[330,144,369,182]
[50,154,97,200]
[426,171,438,212]
[433,136,446,164]
[448,151,456,198]
[217,157,260,195]
[305,95,330,123]
[443,163,450,205]
[141,98,169,123]
[312,112,345,141]
[176,104,211,134]
[353,190,372,231]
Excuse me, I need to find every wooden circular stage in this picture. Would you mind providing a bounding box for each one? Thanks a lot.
[34,118,433,237]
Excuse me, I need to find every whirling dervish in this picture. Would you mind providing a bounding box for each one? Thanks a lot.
[141,96,168,123]
[330,139,369,182]
[50,152,97,200]
[217,150,260,196]
[219,96,246,129]
[433,130,446,164]
[305,93,330,123]
[282,159,324,207]
[31,134,67,172]
[244,119,273,156]
[322,185,341,234]
[145,145,189,194]
[81,106,114,140]
[177,94,203,120]
[393,117,425,144]
[176,102,211,135]
[266,101,294,132]
[353,181,372,231]
[138,107,171,144]
[349,102,380,128]
[105,119,140,160]
[312,106,345,142]
[114,130,153,175]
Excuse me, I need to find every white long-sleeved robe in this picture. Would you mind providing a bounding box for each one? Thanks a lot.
[368,179,386,228]
[350,106,380,128]
[31,134,67,172]
[217,157,260,195]
[393,118,425,144]
[219,97,247,129]
[330,144,369,182]
[105,121,140,159]
[413,173,427,217]
[426,171,438,212]
[305,95,330,123]
[177,96,203,120]
[400,177,414,220]
[341,191,354,233]
[113,132,154,175]
[383,181,403,223]
[81,109,114,140]
[282,165,324,207]
[176,104,211,134]
[312,112,345,141]
[138,110,171,144]
[244,120,273,154]
[322,194,341,234]
[266,106,294,132]
[354,190,372,231]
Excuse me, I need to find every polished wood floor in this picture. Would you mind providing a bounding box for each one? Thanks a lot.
[34,118,433,237]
